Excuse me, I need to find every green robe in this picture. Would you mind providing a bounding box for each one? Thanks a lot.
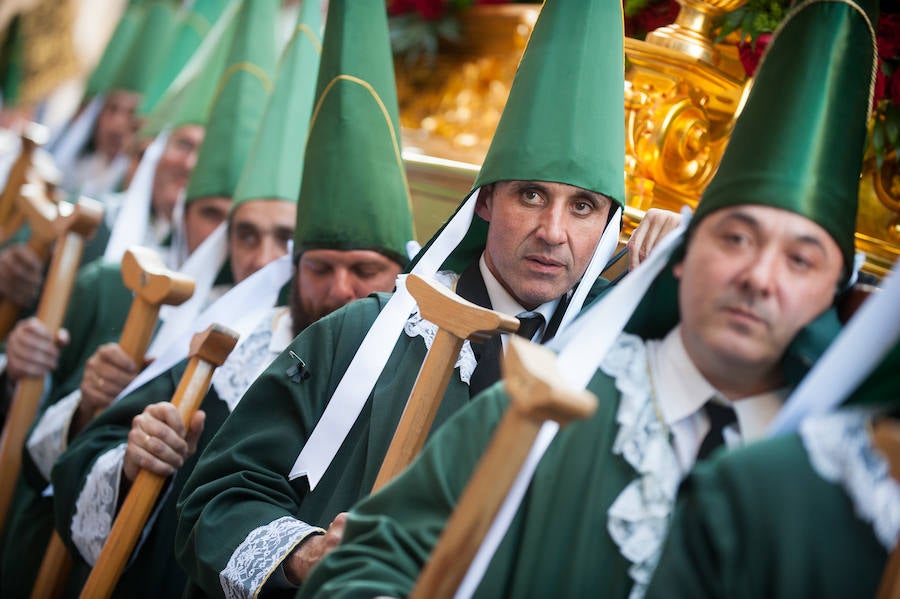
[0,259,131,597]
[299,338,644,599]
[49,307,289,598]
[51,360,232,598]
[645,413,891,599]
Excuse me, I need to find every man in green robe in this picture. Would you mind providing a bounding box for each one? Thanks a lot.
[646,281,900,599]
[0,1,281,593]
[47,2,417,595]
[297,1,877,597]
[173,0,639,596]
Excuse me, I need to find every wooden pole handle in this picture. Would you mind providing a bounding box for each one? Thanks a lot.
[410,337,597,599]
[371,275,520,492]
[0,197,102,535]
[29,532,73,599]
[78,325,238,599]
[0,185,64,342]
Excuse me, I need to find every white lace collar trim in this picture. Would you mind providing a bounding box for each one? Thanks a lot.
[402,270,478,384]
[801,410,900,551]
[604,333,681,599]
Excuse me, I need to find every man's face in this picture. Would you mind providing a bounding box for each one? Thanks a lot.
[94,90,141,160]
[475,180,611,309]
[183,196,232,254]
[228,200,296,283]
[290,249,401,334]
[151,125,205,222]
[675,205,843,393]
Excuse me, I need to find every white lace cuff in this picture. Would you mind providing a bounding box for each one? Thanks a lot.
[71,442,127,565]
[604,334,681,599]
[402,270,477,384]
[219,516,325,599]
[801,411,900,551]
[28,389,81,481]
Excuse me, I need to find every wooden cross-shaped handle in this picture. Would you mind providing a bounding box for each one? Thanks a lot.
[0,123,49,242]
[410,336,597,599]
[0,184,62,341]
[0,197,103,537]
[371,274,520,492]
[78,324,239,599]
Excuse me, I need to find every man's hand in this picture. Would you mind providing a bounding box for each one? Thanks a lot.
[285,513,348,585]
[0,243,44,307]
[123,402,205,482]
[6,317,69,381]
[626,208,682,270]
[73,344,140,435]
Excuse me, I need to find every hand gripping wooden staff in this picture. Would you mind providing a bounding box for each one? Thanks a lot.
[410,336,598,599]
[0,184,62,341]
[0,123,50,242]
[78,324,239,599]
[0,196,103,537]
[875,419,900,599]
[371,274,520,493]
[29,246,195,599]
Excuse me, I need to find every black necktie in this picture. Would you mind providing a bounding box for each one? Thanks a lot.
[696,400,738,460]
[469,311,545,397]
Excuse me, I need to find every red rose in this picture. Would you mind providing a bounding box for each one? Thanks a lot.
[874,62,887,109]
[413,0,446,20]
[635,0,679,34]
[737,33,771,78]
[389,0,418,16]
[877,13,900,60]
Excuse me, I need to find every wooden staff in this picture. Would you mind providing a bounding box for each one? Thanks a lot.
[410,336,598,599]
[0,196,102,537]
[78,324,239,599]
[371,274,520,493]
[29,247,195,599]
[0,184,61,341]
[0,123,50,242]
[875,419,900,599]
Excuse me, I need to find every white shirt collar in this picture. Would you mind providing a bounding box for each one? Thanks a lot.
[478,254,560,339]
[647,325,788,442]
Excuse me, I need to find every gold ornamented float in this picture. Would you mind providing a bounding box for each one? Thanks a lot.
[398,0,899,278]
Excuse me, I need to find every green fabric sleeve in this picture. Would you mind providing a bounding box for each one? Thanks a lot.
[299,383,509,599]
[646,434,888,599]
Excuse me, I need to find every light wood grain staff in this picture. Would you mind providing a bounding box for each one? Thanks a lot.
[0,196,103,537]
[30,246,195,599]
[77,324,238,599]
[875,419,900,599]
[0,123,54,242]
[371,274,520,493]
[410,336,598,599]
[0,184,61,341]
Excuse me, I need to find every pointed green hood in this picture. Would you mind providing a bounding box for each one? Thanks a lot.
[139,0,240,137]
[109,1,180,96]
[293,0,413,265]
[406,0,626,274]
[139,0,231,115]
[84,4,145,97]
[693,0,878,275]
[185,0,279,204]
[231,0,322,210]
[473,0,625,208]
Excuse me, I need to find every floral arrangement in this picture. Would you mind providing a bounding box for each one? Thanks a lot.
[873,10,900,167]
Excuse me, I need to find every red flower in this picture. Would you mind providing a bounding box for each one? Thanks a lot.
[635,0,679,35]
[388,0,446,20]
[877,13,900,60]
[737,33,772,78]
